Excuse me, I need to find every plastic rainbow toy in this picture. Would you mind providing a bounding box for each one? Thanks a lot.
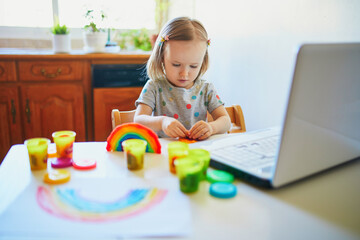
[106,123,161,153]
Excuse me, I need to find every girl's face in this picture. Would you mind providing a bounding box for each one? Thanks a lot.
[163,39,207,89]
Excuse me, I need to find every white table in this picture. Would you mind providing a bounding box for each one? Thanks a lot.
[0,139,359,240]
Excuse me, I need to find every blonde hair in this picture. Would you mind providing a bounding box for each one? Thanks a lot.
[147,17,210,80]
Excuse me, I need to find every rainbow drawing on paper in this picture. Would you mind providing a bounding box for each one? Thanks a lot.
[106,123,161,153]
[37,186,168,222]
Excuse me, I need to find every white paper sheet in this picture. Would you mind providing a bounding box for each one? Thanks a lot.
[0,177,191,239]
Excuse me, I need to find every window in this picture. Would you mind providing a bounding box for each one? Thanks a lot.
[0,0,53,28]
[57,0,156,29]
[0,0,156,39]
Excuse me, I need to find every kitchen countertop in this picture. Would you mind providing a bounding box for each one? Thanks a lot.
[0,48,151,59]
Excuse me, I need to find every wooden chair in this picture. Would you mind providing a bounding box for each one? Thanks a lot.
[207,104,246,133]
[111,104,246,133]
[111,109,136,130]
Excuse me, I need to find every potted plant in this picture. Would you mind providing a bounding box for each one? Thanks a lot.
[83,10,108,53]
[115,29,152,51]
[51,23,71,53]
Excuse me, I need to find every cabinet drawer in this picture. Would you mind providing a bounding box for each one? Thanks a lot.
[18,60,83,81]
[0,61,16,82]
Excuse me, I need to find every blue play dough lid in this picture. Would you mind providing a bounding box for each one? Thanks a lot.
[209,182,237,199]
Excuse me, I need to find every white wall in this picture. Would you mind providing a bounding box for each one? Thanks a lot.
[192,0,360,131]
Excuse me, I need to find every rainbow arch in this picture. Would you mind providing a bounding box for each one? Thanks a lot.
[106,123,161,153]
[37,186,168,222]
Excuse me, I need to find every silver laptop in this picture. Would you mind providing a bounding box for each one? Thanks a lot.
[194,43,360,188]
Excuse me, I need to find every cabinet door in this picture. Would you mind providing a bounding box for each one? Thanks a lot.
[0,86,22,162]
[21,84,86,142]
[93,87,142,141]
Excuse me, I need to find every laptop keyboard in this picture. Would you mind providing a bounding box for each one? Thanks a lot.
[211,135,280,170]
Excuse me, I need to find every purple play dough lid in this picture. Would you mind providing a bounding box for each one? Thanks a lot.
[51,157,73,168]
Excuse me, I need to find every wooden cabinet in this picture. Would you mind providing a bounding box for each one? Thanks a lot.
[0,59,86,163]
[0,52,150,163]
[17,60,86,142]
[0,86,23,161]
[93,87,142,141]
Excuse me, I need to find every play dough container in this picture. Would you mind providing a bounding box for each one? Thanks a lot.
[167,141,189,174]
[52,131,76,160]
[188,149,211,180]
[174,157,203,193]
[24,138,51,170]
[122,139,147,170]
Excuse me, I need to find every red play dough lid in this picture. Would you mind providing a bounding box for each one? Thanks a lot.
[72,159,97,170]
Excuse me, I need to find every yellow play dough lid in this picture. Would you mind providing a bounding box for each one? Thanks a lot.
[44,169,71,184]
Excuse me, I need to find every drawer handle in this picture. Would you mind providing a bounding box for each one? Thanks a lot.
[41,68,62,78]
[25,99,31,123]
[11,99,16,124]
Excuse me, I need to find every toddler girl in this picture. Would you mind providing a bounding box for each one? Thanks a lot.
[135,17,231,140]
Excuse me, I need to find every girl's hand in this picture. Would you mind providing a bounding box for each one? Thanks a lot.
[189,120,213,140]
[162,117,189,138]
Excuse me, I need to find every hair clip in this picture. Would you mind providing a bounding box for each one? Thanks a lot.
[207,39,211,46]
[159,35,169,47]
[160,35,169,42]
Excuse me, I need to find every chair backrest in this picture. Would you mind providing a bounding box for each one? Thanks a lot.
[207,105,246,133]
[111,109,136,130]
[111,104,246,133]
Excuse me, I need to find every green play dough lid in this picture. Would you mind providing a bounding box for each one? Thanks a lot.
[206,170,234,183]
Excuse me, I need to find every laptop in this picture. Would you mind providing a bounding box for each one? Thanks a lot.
[193,43,360,188]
